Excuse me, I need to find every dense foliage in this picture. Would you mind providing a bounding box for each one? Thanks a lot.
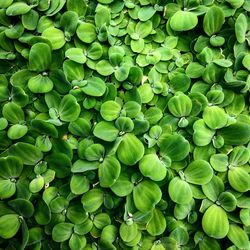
[0,0,250,249]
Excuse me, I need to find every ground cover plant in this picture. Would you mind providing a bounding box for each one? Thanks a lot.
[0,0,250,249]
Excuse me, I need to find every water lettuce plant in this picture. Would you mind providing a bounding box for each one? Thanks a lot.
[0,0,250,249]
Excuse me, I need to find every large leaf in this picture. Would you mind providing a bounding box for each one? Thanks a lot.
[99,156,121,188]
[139,154,167,181]
[184,160,213,185]
[170,11,198,31]
[0,156,23,179]
[168,177,192,205]
[2,102,24,124]
[159,134,190,161]
[218,122,250,145]
[29,43,51,72]
[52,223,74,242]
[93,121,119,142]
[8,142,43,165]
[59,94,81,122]
[146,208,166,236]
[227,224,249,249]
[117,133,145,166]
[202,204,229,239]
[133,180,162,212]
[76,22,97,43]
[203,6,225,36]
[0,214,21,239]
[81,76,106,97]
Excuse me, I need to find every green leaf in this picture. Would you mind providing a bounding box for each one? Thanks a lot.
[133,180,162,212]
[193,119,215,146]
[59,94,81,122]
[70,174,89,195]
[228,167,250,192]
[28,74,54,93]
[65,48,86,64]
[81,76,106,97]
[203,6,225,36]
[29,175,44,193]
[0,179,16,199]
[96,60,114,76]
[146,208,166,236]
[7,124,28,140]
[0,214,21,239]
[170,11,198,31]
[52,223,74,242]
[34,199,51,225]
[46,153,72,178]
[63,60,84,81]
[42,27,65,50]
[139,154,167,181]
[138,6,156,21]
[235,13,247,44]
[218,122,250,145]
[71,159,99,173]
[76,22,97,43]
[81,188,104,213]
[100,101,121,121]
[94,121,119,142]
[168,177,192,204]
[110,172,134,197]
[117,133,145,166]
[202,106,228,130]
[22,9,39,31]
[0,156,23,179]
[227,224,249,249]
[95,4,111,28]
[99,156,121,188]
[29,43,52,72]
[184,160,213,185]
[119,222,138,243]
[210,154,228,172]
[202,175,224,202]
[69,234,87,250]
[202,204,229,239]
[9,142,43,165]
[217,192,237,212]
[159,134,190,161]
[229,146,250,166]
[6,2,31,16]
[242,54,250,71]
[8,198,34,218]
[168,92,192,117]
[68,118,91,137]
[2,102,24,124]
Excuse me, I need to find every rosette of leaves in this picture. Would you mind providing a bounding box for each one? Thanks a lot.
[200,175,237,239]
[210,146,250,192]
[93,99,140,142]
[168,159,213,205]
[96,46,132,82]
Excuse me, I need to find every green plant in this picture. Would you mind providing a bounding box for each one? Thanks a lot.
[0,0,250,249]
